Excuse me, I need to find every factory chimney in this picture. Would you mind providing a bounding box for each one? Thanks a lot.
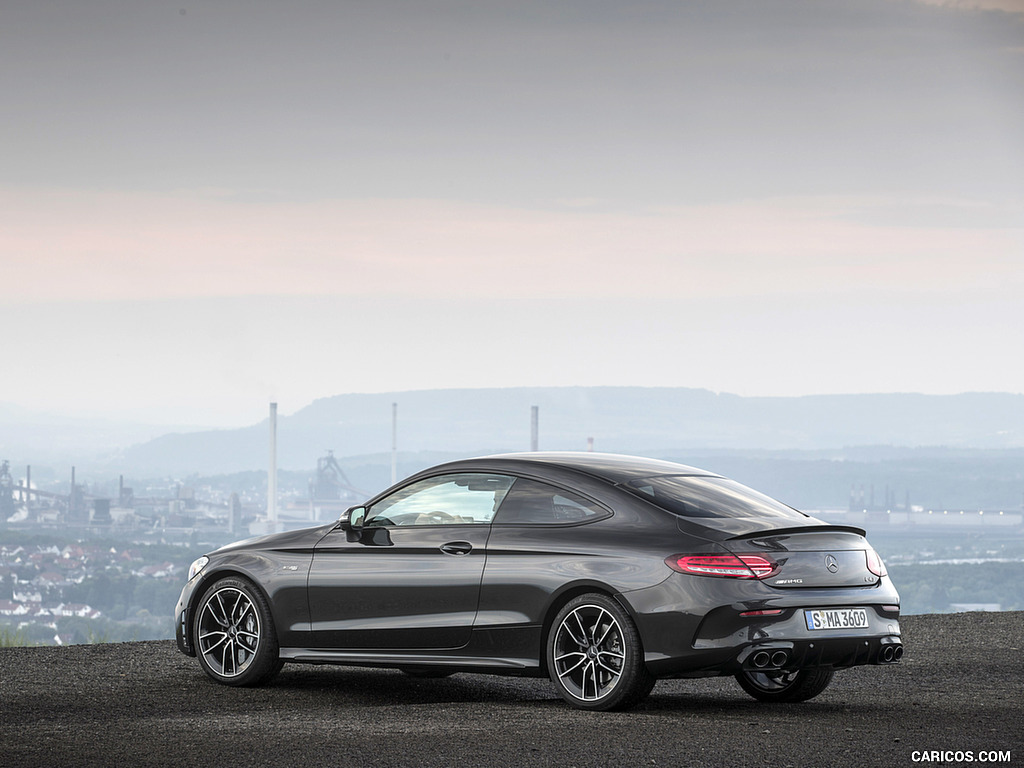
[391,402,398,485]
[530,406,539,451]
[268,402,278,530]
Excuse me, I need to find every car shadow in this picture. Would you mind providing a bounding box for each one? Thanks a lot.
[262,666,556,708]
[207,666,886,717]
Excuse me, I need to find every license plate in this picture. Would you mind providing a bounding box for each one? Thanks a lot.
[804,608,869,631]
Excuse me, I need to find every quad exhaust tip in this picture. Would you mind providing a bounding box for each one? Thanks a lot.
[750,650,789,669]
[880,644,903,663]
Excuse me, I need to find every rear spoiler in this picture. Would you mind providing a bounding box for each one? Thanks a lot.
[726,524,867,541]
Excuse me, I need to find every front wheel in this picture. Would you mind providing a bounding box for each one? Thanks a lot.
[193,576,282,687]
[735,668,834,703]
[547,593,655,711]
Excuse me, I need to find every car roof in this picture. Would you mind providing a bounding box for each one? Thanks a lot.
[435,452,720,485]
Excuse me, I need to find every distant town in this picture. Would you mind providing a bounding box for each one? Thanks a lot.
[0,445,369,646]
[0,540,180,645]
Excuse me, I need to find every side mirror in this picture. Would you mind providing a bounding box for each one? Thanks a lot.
[339,505,366,531]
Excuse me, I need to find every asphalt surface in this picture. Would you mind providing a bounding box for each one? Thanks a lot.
[1,612,1021,768]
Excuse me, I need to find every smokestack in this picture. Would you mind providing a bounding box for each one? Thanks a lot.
[391,402,398,485]
[25,465,31,504]
[587,437,594,452]
[530,406,539,451]
[268,402,278,528]
[70,466,76,516]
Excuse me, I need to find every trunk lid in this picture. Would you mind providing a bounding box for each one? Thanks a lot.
[721,528,878,589]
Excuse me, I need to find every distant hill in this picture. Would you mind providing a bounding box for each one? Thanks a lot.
[0,403,198,474]
[118,387,1024,474]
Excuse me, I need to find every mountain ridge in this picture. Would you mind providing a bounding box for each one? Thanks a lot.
[114,387,1024,474]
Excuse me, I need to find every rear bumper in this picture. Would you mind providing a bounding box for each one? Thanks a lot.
[692,602,901,651]
[623,573,902,677]
[649,631,903,678]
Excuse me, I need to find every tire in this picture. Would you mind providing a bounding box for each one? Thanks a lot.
[735,668,835,703]
[546,593,655,711]
[193,576,283,687]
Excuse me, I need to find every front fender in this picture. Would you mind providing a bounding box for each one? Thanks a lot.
[182,550,313,650]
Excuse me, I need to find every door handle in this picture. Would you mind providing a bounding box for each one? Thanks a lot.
[440,541,473,556]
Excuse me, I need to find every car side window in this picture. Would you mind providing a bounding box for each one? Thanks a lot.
[364,473,515,527]
[493,477,609,525]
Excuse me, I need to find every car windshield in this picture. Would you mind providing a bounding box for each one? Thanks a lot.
[625,475,809,521]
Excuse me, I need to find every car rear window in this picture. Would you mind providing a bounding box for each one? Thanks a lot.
[625,475,809,522]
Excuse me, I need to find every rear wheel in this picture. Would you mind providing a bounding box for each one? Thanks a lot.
[194,576,283,687]
[547,593,655,711]
[735,668,834,702]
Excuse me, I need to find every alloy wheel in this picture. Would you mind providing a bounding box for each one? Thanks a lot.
[552,603,626,702]
[197,586,261,679]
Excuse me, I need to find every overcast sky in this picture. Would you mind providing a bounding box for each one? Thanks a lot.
[2,0,1023,426]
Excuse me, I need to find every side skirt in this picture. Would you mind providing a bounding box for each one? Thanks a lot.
[278,647,540,674]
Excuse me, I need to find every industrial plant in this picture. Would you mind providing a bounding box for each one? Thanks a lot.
[1,405,370,545]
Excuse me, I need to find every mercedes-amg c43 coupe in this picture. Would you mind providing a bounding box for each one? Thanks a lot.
[175,453,902,710]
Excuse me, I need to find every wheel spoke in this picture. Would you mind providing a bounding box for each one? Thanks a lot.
[557,654,587,678]
[592,609,612,645]
[233,597,253,624]
[555,650,586,664]
[221,639,233,675]
[211,594,230,626]
[583,660,597,700]
[565,610,588,646]
[199,631,228,652]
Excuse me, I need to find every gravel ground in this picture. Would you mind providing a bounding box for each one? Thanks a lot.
[1,612,1021,768]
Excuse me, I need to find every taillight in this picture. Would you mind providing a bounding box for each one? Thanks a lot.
[866,548,887,577]
[666,554,777,579]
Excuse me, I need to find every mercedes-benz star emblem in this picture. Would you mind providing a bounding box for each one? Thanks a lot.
[825,554,839,573]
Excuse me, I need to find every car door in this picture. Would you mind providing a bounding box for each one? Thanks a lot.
[478,476,617,630]
[307,472,514,650]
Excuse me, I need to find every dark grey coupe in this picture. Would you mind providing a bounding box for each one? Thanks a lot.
[175,453,902,710]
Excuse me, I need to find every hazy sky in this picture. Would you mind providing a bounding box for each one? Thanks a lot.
[2,0,1023,426]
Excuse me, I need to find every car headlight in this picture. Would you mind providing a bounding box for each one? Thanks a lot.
[188,556,210,581]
